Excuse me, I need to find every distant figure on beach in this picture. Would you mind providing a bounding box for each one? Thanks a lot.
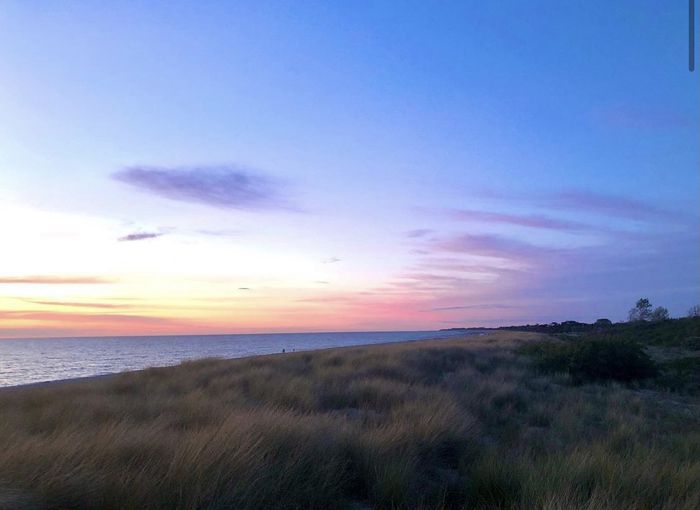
[282,349,285,353]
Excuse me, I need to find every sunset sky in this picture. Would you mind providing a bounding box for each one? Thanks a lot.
[1,1,698,338]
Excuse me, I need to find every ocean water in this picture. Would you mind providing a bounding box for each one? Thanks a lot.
[0,330,475,387]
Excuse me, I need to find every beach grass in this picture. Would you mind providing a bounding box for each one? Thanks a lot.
[0,331,698,509]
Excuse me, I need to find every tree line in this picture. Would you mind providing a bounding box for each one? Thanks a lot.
[629,298,700,322]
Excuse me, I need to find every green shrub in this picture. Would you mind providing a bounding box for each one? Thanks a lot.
[521,339,657,383]
[567,340,657,383]
[518,341,571,373]
[656,357,700,393]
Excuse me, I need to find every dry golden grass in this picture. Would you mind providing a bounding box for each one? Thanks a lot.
[0,331,698,509]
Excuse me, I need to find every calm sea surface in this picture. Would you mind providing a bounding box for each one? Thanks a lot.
[0,330,476,387]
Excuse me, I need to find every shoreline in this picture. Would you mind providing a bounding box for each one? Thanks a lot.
[0,330,489,391]
[0,373,120,392]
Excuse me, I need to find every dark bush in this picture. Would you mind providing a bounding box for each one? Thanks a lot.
[656,357,700,393]
[518,341,571,373]
[521,339,658,383]
[567,340,657,383]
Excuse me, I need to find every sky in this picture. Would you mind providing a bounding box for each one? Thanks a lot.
[0,1,698,338]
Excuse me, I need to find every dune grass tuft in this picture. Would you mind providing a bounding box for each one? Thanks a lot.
[0,331,698,509]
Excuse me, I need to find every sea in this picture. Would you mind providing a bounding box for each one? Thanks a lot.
[0,329,476,387]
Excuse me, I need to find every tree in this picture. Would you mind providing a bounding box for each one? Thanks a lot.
[650,306,669,321]
[688,305,700,318]
[594,318,612,327]
[628,298,652,322]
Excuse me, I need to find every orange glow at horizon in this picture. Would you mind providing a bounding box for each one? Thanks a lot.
[0,289,445,338]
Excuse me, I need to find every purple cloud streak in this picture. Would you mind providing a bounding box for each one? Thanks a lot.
[113,165,295,211]
[473,189,674,221]
[545,190,674,221]
[118,232,163,242]
[447,209,589,232]
[436,233,552,261]
[405,228,434,238]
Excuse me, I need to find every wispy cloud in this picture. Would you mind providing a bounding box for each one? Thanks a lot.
[544,190,674,221]
[195,229,241,237]
[446,209,589,232]
[22,300,126,309]
[473,188,674,221]
[0,310,186,326]
[405,228,434,238]
[322,257,341,264]
[0,276,114,284]
[436,233,552,261]
[113,165,296,211]
[415,259,522,275]
[593,105,693,130]
[430,304,516,312]
[118,232,163,242]
[396,272,483,287]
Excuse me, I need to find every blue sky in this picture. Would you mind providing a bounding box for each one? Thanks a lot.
[0,1,697,337]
